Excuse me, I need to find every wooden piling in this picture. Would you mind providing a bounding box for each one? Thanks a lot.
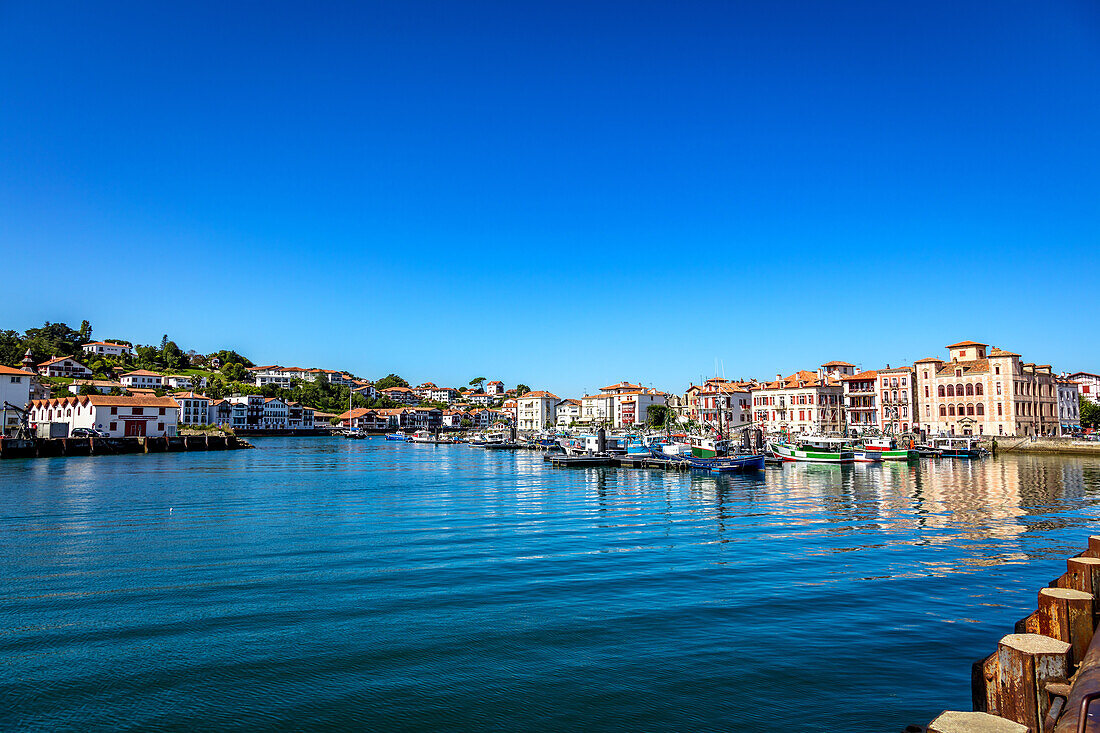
[995,633,1071,730]
[1037,587,1094,664]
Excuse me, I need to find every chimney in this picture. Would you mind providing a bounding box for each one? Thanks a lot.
[775,373,782,382]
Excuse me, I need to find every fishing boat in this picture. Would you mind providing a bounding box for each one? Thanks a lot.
[687,453,766,472]
[859,436,919,461]
[560,433,626,456]
[385,431,410,442]
[852,449,883,463]
[769,436,855,464]
[690,435,729,458]
[930,436,984,459]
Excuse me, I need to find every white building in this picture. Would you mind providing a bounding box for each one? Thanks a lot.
[485,380,505,396]
[121,370,165,390]
[37,355,92,379]
[165,375,193,390]
[1067,372,1100,406]
[81,342,131,358]
[556,399,581,427]
[428,387,459,404]
[262,397,289,430]
[27,394,179,437]
[751,365,847,435]
[691,386,751,431]
[67,380,125,395]
[516,392,558,430]
[382,386,420,404]
[226,394,265,430]
[173,392,211,426]
[1057,379,1081,435]
[1,365,36,434]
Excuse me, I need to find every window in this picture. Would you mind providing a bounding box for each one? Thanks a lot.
[965,384,973,396]
[947,405,954,416]
[158,423,164,432]
[109,422,117,431]
[967,404,975,416]
[997,403,1002,416]
[901,378,907,387]
[925,405,930,417]
[975,383,983,396]
[946,385,954,397]
[924,386,929,397]
[995,365,1000,375]
[111,407,117,415]
[996,383,1002,396]
[133,408,143,415]
[956,369,962,377]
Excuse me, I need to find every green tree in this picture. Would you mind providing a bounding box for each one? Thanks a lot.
[515,384,531,396]
[1082,398,1100,430]
[469,377,486,388]
[222,362,248,382]
[78,320,92,344]
[646,404,669,428]
[375,373,409,390]
[78,384,99,396]
[0,330,23,367]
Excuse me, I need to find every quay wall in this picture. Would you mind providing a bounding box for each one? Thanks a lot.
[983,437,1100,457]
[0,435,252,460]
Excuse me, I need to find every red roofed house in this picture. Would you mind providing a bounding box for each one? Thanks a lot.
[517,391,559,430]
[81,342,132,358]
[1,365,38,434]
[27,394,179,437]
[38,355,92,379]
[121,369,165,390]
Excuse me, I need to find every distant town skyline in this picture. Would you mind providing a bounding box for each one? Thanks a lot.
[2,2,1098,396]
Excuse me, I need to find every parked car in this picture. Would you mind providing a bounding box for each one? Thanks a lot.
[71,427,110,438]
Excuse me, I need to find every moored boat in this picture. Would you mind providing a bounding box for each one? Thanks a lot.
[769,436,855,464]
[385,431,410,441]
[860,436,919,461]
[690,453,766,472]
[930,436,984,459]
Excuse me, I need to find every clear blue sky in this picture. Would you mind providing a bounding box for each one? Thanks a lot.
[2,1,1098,396]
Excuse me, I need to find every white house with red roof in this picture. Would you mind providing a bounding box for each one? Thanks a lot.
[517,391,559,430]
[485,380,505,396]
[121,369,165,390]
[37,355,92,379]
[81,342,132,358]
[1,365,38,434]
[27,394,179,437]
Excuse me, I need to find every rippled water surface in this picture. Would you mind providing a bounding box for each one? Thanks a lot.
[3,439,1100,731]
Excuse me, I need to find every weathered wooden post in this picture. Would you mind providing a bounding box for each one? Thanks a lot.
[927,710,1027,733]
[1064,556,1100,602]
[996,633,1071,730]
[1037,587,1094,664]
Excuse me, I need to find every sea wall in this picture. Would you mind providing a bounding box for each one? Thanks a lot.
[988,436,1100,457]
[0,435,252,460]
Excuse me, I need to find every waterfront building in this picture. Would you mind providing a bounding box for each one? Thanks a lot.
[172,391,211,426]
[81,342,132,358]
[285,402,314,429]
[876,367,916,434]
[226,395,264,430]
[914,341,1058,437]
[311,410,338,428]
[208,398,233,426]
[67,380,125,395]
[441,409,469,428]
[1057,379,1081,435]
[579,393,614,425]
[406,407,443,430]
[556,398,581,427]
[413,383,437,401]
[691,384,751,430]
[1,365,36,435]
[381,386,419,405]
[121,369,165,391]
[27,394,179,437]
[500,399,517,424]
[37,355,92,379]
[351,380,376,400]
[750,363,847,435]
[1067,372,1100,405]
[485,380,505,396]
[517,391,559,430]
[841,371,878,435]
[262,398,289,430]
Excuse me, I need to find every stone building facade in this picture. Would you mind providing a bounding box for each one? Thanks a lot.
[914,341,1058,437]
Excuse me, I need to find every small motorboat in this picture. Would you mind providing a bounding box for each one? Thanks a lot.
[385,431,410,442]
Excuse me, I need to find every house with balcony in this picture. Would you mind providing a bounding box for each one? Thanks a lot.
[27,394,179,437]
[81,342,132,358]
[172,391,211,426]
[841,371,878,436]
[37,355,93,379]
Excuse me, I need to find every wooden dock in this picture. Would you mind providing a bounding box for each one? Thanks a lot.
[0,434,252,460]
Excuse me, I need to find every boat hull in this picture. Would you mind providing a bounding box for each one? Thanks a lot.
[769,442,854,464]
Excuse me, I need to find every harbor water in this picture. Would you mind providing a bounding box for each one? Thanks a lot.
[3,438,1100,731]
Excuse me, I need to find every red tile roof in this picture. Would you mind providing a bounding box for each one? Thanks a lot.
[0,365,35,376]
[946,340,988,348]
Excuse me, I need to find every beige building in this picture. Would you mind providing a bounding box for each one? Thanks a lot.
[914,341,1058,437]
[517,391,559,430]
